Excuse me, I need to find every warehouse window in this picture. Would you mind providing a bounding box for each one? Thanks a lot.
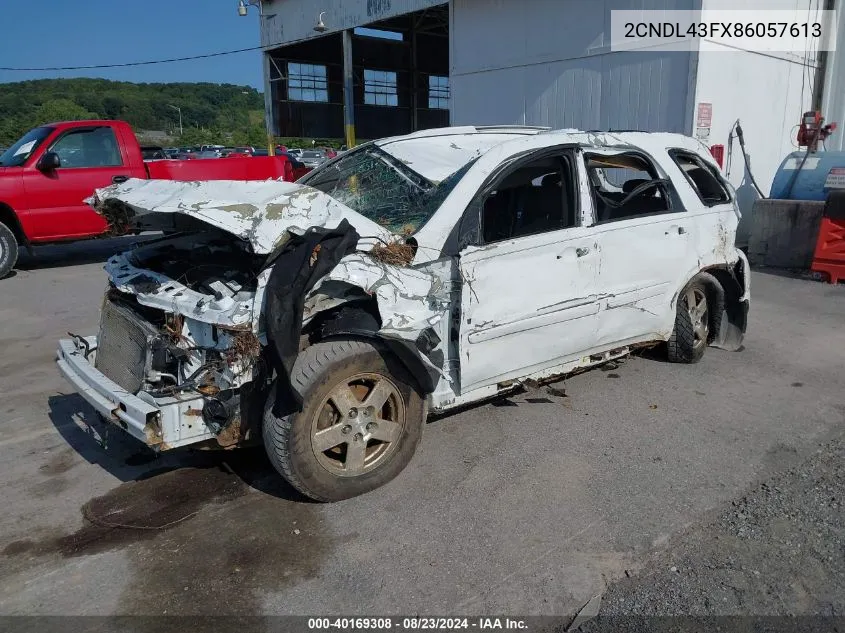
[364,69,398,107]
[288,63,328,102]
[669,149,731,206]
[428,75,450,110]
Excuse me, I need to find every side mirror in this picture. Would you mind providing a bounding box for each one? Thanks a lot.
[37,152,61,171]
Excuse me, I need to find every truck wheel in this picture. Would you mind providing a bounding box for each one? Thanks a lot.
[262,339,425,502]
[0,221,19,279]
[667,278,711,364]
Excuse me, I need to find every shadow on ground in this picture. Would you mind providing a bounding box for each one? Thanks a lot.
[47,393,310,503]
[16,235,159,271]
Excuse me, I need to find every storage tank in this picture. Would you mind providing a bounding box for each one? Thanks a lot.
[770,150,845,200]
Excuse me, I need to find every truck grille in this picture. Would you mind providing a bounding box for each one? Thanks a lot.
[95,299,159,394]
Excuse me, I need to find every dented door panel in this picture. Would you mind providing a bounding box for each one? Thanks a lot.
[457,226,600,392]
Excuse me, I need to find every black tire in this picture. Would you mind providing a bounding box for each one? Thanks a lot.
[667,277,713,364]
[0,221,18,279]
[262,339,425,502]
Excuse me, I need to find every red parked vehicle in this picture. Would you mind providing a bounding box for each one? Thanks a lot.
[0,120,297,278]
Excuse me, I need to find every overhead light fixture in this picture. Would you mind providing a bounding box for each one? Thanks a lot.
[237,0,248,16]
[314,12,328,32]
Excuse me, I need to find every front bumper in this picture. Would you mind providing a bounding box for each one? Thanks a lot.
[56,337,215,449]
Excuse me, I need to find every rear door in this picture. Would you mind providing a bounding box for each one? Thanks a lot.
[457,148,602,393]
[21,126,130,241]
[581,149,696,346]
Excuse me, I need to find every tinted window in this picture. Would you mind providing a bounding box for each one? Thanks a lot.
[585,153,671,223]
[482,154,576,244]
[670,150,731,205]
[51,127,122,168]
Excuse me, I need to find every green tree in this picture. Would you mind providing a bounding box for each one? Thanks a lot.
[32,99,96,126]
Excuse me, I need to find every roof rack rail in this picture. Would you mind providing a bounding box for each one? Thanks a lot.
[474,125,551,132]
[584,129,651,133]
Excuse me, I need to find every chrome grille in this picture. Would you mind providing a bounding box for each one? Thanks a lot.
[95,299,158,394]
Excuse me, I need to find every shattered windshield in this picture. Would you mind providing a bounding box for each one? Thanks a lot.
[302,145,469,234]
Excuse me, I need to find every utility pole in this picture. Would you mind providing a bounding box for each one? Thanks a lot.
[239,0,276,155]
[167,104,183,136]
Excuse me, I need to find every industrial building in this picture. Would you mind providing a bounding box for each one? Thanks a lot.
[250,0,844,214]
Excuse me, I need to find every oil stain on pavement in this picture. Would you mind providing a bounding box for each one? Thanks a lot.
[2,450,332,616]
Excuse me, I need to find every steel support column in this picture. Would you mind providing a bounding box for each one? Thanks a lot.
[342,29,356,148]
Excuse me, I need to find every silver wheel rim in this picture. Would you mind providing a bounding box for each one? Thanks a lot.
[686,288,709,351]
[310,373,406,478]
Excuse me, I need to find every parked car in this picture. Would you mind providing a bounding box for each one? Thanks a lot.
[299,149,327,169]
[196,149,223,159]
[283,152,312,180]
[288,148,303,158]
[199,144,225,153]
[222,147,252,158]
[56,125,750,502]
[141,146,167,161]
[164,148,180,159]
[0,120,299,277]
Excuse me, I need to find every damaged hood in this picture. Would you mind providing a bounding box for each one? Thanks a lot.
[88,178,396,254]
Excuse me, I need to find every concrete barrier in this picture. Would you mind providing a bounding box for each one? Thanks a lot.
[746,199,825,269]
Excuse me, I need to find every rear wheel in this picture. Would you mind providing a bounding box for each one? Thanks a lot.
[0,221,18,279]
[667,279,710,363]
[262,339,425,502]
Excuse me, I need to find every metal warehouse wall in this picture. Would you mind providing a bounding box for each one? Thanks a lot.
[695,0,830,245]
[260,0,445,47]
[449,0,698,133]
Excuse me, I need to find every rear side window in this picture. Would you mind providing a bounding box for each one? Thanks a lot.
[670,150,731,205]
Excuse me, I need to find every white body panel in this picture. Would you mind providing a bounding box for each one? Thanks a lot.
[64,126,750,449]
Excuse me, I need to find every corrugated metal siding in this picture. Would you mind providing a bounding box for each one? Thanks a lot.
[451,0,695,133]
[261,0,446,47]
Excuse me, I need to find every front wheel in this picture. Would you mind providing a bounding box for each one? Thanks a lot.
[262,339,425,502]
[0,221,19,279]
[667,279,711,364]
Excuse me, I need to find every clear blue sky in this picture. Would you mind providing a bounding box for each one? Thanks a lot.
[0,0,264,88]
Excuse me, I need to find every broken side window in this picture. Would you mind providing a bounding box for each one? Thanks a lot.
[481,153,577,244]
[585,153,671,223]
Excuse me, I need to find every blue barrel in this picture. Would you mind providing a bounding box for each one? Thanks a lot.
[770,150,845,200]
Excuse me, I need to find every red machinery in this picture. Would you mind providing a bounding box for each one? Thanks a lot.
[797,111,837,151]
[709,144,725,169]
[811,191,845,284]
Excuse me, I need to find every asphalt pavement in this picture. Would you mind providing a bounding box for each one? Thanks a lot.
[0,239,843,625]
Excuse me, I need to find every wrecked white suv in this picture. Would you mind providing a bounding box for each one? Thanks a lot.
[57,126,750,501]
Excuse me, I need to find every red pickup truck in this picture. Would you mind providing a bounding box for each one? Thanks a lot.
[0,120,297,278]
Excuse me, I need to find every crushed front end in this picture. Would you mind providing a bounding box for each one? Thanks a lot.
[57,232,267,450]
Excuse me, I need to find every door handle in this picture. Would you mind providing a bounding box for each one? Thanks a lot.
[112,175,129,184]
[666,225,687,236]
[557,246,592,260]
